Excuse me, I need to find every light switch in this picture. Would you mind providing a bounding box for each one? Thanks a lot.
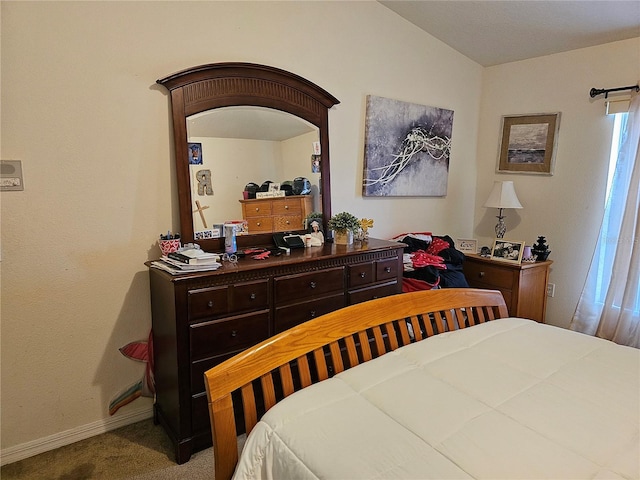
[0,160,24,191]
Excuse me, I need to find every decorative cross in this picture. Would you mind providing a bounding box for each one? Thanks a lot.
[193,200,210,229]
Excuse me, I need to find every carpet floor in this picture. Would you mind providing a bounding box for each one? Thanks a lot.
[1,419,218,480]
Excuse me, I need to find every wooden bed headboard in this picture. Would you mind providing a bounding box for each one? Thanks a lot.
[204,288,509,480]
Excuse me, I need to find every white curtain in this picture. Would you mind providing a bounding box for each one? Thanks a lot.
[570,94,640,348]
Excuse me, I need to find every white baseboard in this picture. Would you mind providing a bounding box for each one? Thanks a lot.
[0,406,154,466]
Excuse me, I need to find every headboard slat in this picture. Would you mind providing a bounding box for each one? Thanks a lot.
[313,348,329,381]
[329,341,344,374]
[297,355,312,388]
[279,364,295,398]
[385,322,399,350]
[358,331,373,362]
[241,383,258,433]
[260,373,276,410]
[344,336,359,367]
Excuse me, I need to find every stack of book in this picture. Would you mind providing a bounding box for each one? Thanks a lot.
[151,248,221,275]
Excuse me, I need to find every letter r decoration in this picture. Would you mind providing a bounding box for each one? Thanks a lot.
[195,169,213,195]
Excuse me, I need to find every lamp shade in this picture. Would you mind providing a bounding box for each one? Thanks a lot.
[483,181,523,209]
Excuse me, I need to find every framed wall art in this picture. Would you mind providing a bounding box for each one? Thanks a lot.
[362,95,454,197]
[188,142,203,165]
[497,113,560,175]
[490,239,525,264]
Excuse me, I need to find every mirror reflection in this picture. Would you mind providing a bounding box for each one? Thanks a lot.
[186,106,322,238]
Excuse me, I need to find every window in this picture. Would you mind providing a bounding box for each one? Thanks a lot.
[571,98,639,346]
[593,112,639,314]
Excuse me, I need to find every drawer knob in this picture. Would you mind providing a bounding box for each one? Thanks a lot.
[360,272,366,278]
[250,293,256,300]
[309,281,317,289]
[256,222,261,226]
[285,220,290,225]
[231,330,238,337]
[384,266,391,273]
[207,301,214,308]
[285,205,289,210]
[310,310,316,318]
[255,207,260,212]
[479,271,485,278]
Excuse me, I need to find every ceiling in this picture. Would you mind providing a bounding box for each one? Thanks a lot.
[189,2,639,140]
[380,1,640,66]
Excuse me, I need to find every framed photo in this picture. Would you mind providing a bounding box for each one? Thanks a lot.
[311,155,321,173]
[490,239,525,264]
[188,142,203,165]
[456,238,477,253]
[497,113,560,175]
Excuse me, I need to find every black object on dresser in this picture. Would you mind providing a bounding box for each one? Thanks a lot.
[147,238,404,463]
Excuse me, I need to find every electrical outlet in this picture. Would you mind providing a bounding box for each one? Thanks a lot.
[547,283,556,297]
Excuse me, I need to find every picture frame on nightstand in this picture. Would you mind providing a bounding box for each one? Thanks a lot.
[490,239,525,264]
[456,238,478,253]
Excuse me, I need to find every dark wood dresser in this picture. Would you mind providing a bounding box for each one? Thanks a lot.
[463,253,552,323]
[147,238,404,463]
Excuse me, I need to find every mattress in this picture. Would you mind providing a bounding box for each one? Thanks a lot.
[232,318,639,479]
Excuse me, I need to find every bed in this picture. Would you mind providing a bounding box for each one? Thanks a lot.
[204,289,640,480]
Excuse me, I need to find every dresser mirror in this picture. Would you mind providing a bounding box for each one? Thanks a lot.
[157,63,340,252]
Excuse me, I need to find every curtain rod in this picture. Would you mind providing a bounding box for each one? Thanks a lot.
[590,84,639,99]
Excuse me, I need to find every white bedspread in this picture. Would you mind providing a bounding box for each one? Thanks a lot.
[233,318,640,479]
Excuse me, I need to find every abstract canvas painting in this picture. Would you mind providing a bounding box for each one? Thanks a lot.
[363,95,454,197]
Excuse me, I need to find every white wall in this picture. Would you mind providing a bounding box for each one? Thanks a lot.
[475,37,640,329]
[189,136,283,226]
[281,130,322,212]
[0,1,482,456]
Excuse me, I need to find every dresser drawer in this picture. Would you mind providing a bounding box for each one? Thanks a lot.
[191,350,246,394]
[274,293,345,333]
[348,281,399,305]
[188,280,269,320]
[188,286,228,319]
[231,280,270,311]
[274,267,345,304]
[192,390,247,435]
[189,311,270,361]
[376,258,399,281]
[246,216,273,233]
[463,261,515,290]
[242,200,272,218]
[273,215,303,231]
[191,392,210,434]
[272,199,302,215]
[348,262,375,288]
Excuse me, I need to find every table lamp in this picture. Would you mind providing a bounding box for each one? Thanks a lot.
[483,181,523,238]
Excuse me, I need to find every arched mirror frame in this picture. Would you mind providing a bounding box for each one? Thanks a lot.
[157,63,340,252]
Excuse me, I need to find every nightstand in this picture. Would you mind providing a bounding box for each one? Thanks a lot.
[463,254,553,323]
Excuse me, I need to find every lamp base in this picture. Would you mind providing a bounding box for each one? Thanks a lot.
[495,216,506,238]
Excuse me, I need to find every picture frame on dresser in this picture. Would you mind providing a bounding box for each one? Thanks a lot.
[490,239,525,264]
